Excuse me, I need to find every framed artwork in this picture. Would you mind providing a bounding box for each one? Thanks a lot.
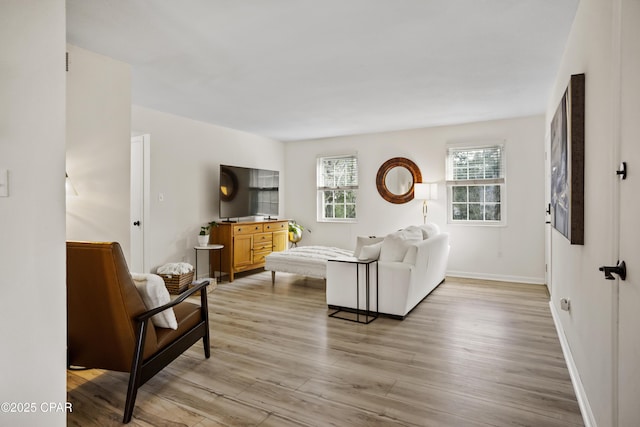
[550,73,585,245]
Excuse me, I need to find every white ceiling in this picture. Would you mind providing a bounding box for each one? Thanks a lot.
[66,0,579,142]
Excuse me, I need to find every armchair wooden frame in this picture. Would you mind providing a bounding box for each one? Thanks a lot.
[124,281,210,423]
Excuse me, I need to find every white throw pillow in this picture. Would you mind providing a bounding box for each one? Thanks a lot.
[358,241,383,260]
[379,227,423,262]
[354,236,385,258]
[131,273,178,330]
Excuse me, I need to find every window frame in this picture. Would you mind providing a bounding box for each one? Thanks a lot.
[445,143,507,226]
[316,154,358,223]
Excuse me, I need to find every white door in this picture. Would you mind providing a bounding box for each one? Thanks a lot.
[616,0,640,424]
[130,135,146,272]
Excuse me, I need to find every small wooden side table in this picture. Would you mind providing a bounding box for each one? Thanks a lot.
[194,244,224,284]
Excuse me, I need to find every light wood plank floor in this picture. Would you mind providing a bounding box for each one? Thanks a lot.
[67,273,583,426]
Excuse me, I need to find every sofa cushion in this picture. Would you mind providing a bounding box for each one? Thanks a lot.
[419,223,441,239]
[354,236,385,259]
[379,227,424,262]
[131,273,178,330]
[358,241,383,260]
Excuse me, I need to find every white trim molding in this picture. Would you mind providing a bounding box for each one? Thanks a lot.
[549,301,596,427]
[447,271,545,285]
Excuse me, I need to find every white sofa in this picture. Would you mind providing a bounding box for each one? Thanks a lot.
[326,223,449,319]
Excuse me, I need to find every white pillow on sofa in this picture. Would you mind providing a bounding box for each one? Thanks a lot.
[358,241,383,260]
[379,227,424,262]
[354,236,385,258]
[131,273,178,330]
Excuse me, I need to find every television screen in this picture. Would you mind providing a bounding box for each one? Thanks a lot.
[219,165,279,219]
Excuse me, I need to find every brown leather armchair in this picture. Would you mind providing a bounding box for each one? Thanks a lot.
[66,241,210,423]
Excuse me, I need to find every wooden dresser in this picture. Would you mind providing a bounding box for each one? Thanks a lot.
[210,220,288,282]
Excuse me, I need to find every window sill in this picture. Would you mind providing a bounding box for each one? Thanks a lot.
[317,218,358,224]
[447,220,507,227]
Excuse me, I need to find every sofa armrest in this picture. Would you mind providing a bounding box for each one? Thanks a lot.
[407,233,449,285]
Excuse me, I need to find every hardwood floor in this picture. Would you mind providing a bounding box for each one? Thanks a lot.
[67,273,583,426]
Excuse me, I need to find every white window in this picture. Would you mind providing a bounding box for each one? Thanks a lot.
[446,144,506,225]
[317,155,358,222]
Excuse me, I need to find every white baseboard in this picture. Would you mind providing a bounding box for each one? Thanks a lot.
[446,270,545,285]
[549,301,596,427]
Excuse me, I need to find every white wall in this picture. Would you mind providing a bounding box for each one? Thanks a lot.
[545,0,618,425]
[285,115,546,284]
[66,45,132,259]
[0,1,67,425]
[132,106,285,273]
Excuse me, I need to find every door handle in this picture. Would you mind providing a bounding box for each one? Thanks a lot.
[617,162,627,180]
[133,220,141,227]
[599,260,626,281]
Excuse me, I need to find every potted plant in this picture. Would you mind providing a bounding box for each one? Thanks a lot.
[197,221,218,246]
[288,220,304,246]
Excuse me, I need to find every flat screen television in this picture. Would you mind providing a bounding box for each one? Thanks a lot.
[219,164,279,220]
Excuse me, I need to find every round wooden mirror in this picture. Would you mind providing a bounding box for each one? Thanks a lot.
[376,157,422,204]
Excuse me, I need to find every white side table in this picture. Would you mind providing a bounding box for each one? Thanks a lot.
[194,244,224,284]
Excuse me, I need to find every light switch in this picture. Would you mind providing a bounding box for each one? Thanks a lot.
[0,169,8,197]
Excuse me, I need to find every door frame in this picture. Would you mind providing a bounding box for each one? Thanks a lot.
[544,129,552,295]
[130,133,151,272]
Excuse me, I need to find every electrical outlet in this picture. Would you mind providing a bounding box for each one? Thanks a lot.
[560,298,571,312]
[158,192,164,202]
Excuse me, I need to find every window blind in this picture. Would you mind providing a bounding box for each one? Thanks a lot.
[317,155,358,190]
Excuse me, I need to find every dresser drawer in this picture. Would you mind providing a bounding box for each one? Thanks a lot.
[253,242,272,252]
[254,232,272,244]
[253,251,270,264]
[264,221,287,232]
[233,223,263,235]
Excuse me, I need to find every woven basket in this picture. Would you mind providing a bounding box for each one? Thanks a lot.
[159,271,194,294]
[189,277,217,295]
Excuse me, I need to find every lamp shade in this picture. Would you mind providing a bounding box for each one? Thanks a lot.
[414,183,437,200]
[429,183,438,200]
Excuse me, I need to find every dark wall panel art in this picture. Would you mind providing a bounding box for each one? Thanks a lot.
[550,73,585,245]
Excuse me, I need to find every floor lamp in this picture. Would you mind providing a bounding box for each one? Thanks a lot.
[414,183,438,224]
